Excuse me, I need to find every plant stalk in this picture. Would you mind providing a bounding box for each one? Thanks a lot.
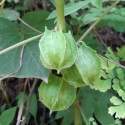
[77,0,121,45]
[72,98,82,125]
[0,0,6,15]
[0,34,43,56]
[0,81,9,103]
[55,0,66,32]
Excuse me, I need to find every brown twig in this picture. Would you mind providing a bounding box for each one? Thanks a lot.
[2,9,42,34]
[16,79,28,125]
[0,81,9,103]
[93,28,107,49]
[0,45,25,82]
[98,54,125,69]
[21,78,38,125]
[42,105,46,125]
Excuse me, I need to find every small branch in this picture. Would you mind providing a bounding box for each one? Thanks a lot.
[16,79,28,125]
[0,81,9,103]
[72,98,82,125]
[79,106,88,125]
[77,0,121,45]
[21,79,38,125]
[2,9,42,34]
[0,0,6,6]
[0,0,6,15]
[41,105,46,125]
[0,34,43,56]
[42,0,47,11]
[55,0,66,32]
[93,28,107,49]
[0,45,25,81]
[76,8,92,40]
[98,54,125,69]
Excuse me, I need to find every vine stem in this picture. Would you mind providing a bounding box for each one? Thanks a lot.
[55,0,66,32]
[72,99,82,125]
[0,34,43,56]
[0,0,6,15]
[79,106,88,125]
[0,81,9,103]
[0,0,5,6]
[77,0,121,45]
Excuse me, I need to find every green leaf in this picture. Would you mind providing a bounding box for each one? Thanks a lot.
[0,107,17,125]
[0,11,55,82]
[14,0,19,3]
[112,80,120,91]
[90,0,102,9]
[117,68,124,80]
[0,18,22,77]
[117,45,125,61]
[47,1,89,20]
[38,73,76,113]
[92,78,111,92]
[2,10,20,21]
[83,7,125,32]
[81,87,114,124]
[50,0,56,6]
[55,107,73,125]
[30,94,37,119]
[109,102,125,119]
[110,96,122,105]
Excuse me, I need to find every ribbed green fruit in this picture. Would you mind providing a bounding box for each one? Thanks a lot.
[39,27,78,73]
[61,42,101,88]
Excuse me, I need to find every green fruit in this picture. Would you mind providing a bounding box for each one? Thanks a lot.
[39,27,78,73]
[61,42,101,88]
[38,72,76,113]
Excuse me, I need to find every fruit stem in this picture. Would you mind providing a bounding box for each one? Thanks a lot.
[55,0,66,33]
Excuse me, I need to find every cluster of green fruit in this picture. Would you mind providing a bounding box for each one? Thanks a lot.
[39,27,101,87]
[38,27,101,112]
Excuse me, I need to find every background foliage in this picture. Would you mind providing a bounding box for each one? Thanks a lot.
[0,0,125,125]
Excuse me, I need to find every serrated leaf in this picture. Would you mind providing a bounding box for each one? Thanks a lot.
[47,1,89,20]
[117,45,125,61]
[118,89,125,101]
[112,82,120,91]
[109,102,125,119]
[38,73,76,112]
[110,96,122,105]
[117,68,124,80]
[0,107,17,125]
[92,78,111,92]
